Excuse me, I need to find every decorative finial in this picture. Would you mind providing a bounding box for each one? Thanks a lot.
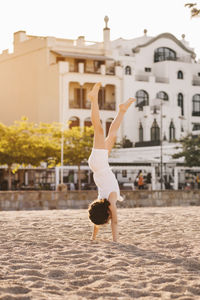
[104,16,109,29]
[144,29,147,36]
[182,34,185,39]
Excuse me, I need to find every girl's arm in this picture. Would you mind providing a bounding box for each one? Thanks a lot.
[108,192,118,242]
[91,224,99,240]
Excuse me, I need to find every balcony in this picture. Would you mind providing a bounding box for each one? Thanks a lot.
[69,83,116,111]
[192,76,200,86]
[134,74,149,82]
[134,73,169,84]
[69,99,115,110]
[69,99,90,109]
[155,76,169,84]
[57,58,117,75]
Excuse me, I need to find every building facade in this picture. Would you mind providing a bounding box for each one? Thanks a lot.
[0,17,200,190]
[0,18,200,144]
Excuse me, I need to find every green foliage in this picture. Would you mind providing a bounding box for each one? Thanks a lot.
[173,135,200,166]
[63,126,94,165]
[0,118,94,190]
[116,136,133,148]
[0,118,61,168]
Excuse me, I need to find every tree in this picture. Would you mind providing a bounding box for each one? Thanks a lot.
[173,135,200,166]
[185,3,200,17]
[63,126,94,190]
[117,136,133,148]
[0,118,61,190]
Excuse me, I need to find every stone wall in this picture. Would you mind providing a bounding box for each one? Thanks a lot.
[0,190,200,211]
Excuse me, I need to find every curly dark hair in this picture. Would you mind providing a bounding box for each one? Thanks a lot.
[88,199,110,225]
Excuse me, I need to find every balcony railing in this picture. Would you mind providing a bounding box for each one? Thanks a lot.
[192,76,200,86]
[69,100,90,109]
[155,76,169,84]
[135,140,161,147]
[69,99,116,110]
[134,74,169,84]
[66,62,115,75]
[134,74,149,82]
[99,102,116,110]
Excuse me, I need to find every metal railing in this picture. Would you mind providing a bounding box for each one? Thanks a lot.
[69,100,116,110]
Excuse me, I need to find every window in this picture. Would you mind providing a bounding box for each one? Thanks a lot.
[169,121,175,141]
[177,70,183,79]
[192,94,200,116]
[151,119,160,141]
[84,117,92,127]
[69,116,80,129]
[193,123,200,131]
[125,65,131,75]
[178,93,184,116]
[135,90,149,109]
[75,88,87,108]
[122,170,127,178]
[106,118,113,136]
[154,47,176,63]
[145,67,151,72]
[139,123,143,142]
[157,91,169,101]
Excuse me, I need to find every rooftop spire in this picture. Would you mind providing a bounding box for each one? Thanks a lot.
[104,16,109,29]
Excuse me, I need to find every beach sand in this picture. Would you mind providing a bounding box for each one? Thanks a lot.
[0,207,200,300]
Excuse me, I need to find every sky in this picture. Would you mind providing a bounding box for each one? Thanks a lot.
[0,0,199,59]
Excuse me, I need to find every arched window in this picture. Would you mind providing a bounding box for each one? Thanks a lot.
[136,90,149,109]
[192,94,200,116]
[169,121,175,141]
[106,118,114,136]
[154,47,176,63]
[177,70,183,79]
[69,116,80,129]
[84,117,92,127]
[139,123,143,142]
[157,91,169,101]
[178,93,184,116]
[125,65,131,75]
[151,119,160,141]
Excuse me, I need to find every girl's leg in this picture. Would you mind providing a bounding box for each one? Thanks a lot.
[88,82,105,149]
[105,98,136,153]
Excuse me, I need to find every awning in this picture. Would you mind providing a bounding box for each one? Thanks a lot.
[51,50,113,61]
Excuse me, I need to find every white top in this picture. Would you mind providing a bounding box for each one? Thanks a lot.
[88,148,123,201]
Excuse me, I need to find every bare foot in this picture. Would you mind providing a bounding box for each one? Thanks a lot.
[88,82,101,101]
[119,97,136,112]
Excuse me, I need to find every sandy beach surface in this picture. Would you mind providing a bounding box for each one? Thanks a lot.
[0,207,200,300]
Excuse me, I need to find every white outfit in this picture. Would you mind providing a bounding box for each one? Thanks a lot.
[88,148,123,201]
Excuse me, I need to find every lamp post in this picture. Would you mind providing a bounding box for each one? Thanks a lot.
[160,100,163,190]
[60,127,64,184]
[151,98,164,190]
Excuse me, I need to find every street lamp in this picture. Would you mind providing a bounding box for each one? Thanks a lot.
[151,98,164,190]
[60,127,64,184]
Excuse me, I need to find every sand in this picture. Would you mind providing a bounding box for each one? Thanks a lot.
[0,207,200,300]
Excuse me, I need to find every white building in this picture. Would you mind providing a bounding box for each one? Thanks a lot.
[1,16,200,189]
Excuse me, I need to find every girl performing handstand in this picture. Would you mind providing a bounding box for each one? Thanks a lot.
[88,82,135,242]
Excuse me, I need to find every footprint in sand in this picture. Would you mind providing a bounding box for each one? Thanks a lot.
[48,269,67,280]
[3,286,31,295]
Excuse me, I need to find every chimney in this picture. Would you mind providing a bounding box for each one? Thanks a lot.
[77,36,85,47]
[14,31,27,50]
[144,29,147,36]
[103,16,110,51]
